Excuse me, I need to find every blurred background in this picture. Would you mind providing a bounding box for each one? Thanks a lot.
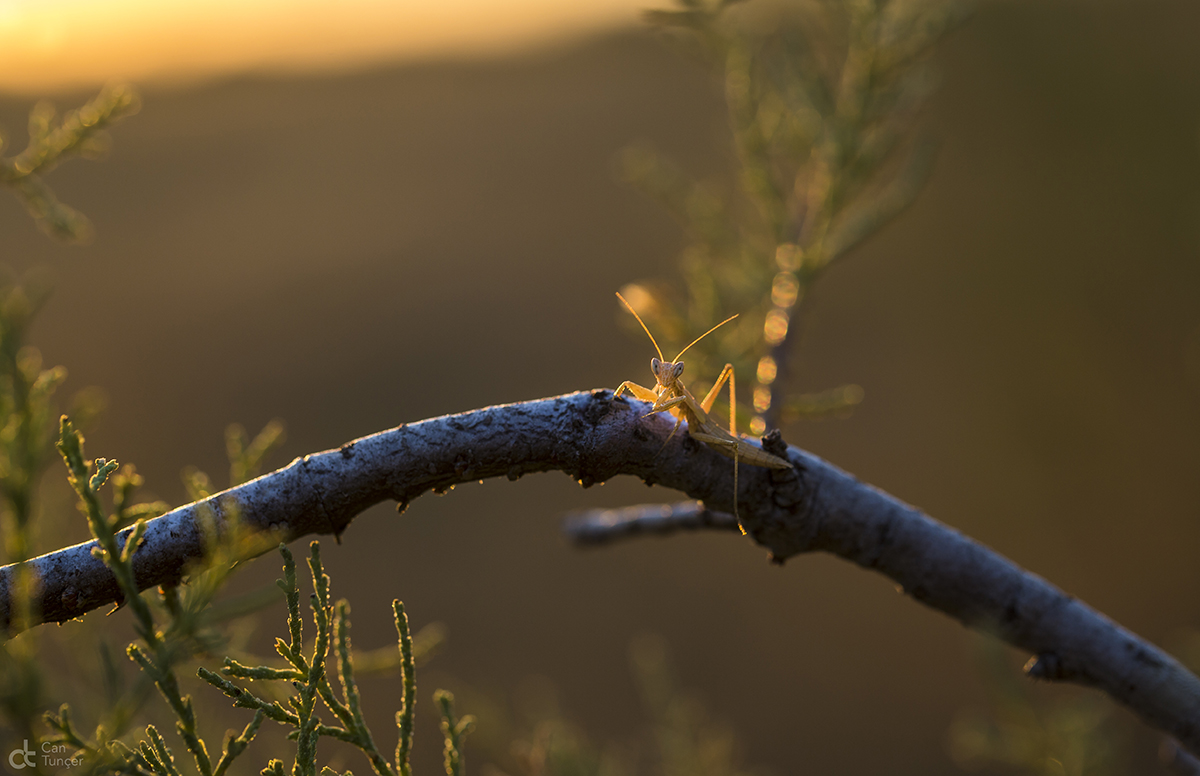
[2,0,1200,773]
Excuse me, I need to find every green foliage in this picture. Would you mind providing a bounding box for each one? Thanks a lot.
[0,141,352,775]
[227,422,286,488]
[199,544,473,776]
[511,718,623,776]
[0,276,77,650]
[47,418,469,776]
[179,422,286,505]
[0,87,135,757]
[49,419,278,776]
[0,85,139,242]
[501,637,755,776]
[0,176,131,747]
[628,637,754,776]
[618,0,967,433]
[433,692,474,776]
[22,392,462,776]
[947,638,1120,776]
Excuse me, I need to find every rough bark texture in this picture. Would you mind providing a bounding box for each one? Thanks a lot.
[1,390,1197,752]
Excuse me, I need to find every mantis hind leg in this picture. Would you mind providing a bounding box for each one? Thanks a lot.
[700,364,737,434]
[697,364,746,533]
[689,426,746,534]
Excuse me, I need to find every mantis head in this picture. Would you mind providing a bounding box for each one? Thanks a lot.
[650,357,686,392]
[615,291,737,396]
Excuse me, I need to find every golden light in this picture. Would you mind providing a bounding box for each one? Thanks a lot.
[763,309,789,345]
[753,385,771,413]
[616,282,657,319]
[774,242,800,271]
[0,0,647,94]
[771,271,799,309]
[756,355,777,385]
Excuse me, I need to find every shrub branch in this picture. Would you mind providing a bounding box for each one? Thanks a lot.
[564,500,741,544]
[0,390,1196,754]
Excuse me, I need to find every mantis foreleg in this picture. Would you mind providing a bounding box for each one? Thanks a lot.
[614,381,659,403]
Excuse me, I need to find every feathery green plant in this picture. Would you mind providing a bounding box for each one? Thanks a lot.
[618,0,967,434]
[199,543,473,776]
[0,84,473,776]
[509,716,626,776]
[0,85,139,242]
[628,637,754,776]
[619,4,1134,771]
[0,277,82,747]
[947,637,1121,776]
[0,84,140,767]
[501,638,754,776]
[46,418,276,776]
[50,419,471,776]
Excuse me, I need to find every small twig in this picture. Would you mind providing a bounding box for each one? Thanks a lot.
[1,390,1198,756]
[564,501,739,545]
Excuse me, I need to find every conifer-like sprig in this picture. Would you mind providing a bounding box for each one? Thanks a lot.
[620,0,968,433]
[200,543,473,776]
[227,421,286,488]
[434,691,474,776]
[947,637,1117,775]
[52,419,273,776]
[0,85,139,241]
[393,602,416,776]
[0,275,94,749]
[200,543,383,776]
[58,418,156,641]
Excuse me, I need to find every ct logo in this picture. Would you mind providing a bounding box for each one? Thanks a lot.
[8,741,35,770]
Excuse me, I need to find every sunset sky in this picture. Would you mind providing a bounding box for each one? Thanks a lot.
[0,0,647,93]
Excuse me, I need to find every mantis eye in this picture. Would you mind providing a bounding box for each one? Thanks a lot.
[651,357,661,373]
[672,362,685,379]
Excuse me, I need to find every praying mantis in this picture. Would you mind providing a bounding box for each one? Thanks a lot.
[613,292,793,526]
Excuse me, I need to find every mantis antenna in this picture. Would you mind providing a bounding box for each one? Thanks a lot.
[615,291,738,363]
[615,291,664,361]
[673,313,739,362]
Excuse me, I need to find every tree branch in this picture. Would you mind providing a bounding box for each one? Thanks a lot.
[564,501,740,545]
[2,390,1197,753]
